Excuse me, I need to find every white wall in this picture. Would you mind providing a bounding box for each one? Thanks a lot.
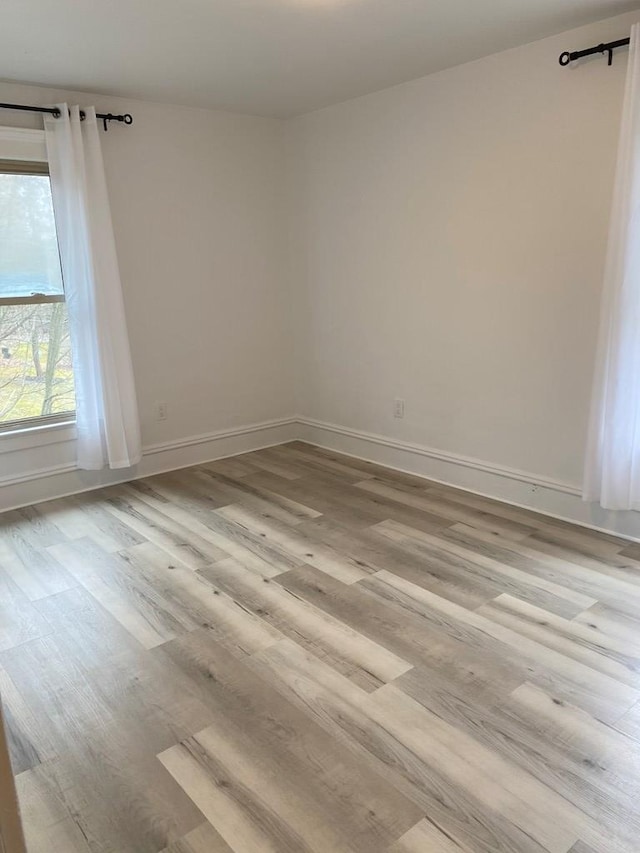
[287,10,640,536]
[0,80,296,507]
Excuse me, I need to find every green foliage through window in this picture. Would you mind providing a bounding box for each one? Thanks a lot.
[0,169,75,427]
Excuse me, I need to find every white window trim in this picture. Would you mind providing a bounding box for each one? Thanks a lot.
[0,126,47,161]
[0,420,76,453]
[0,124,75,448]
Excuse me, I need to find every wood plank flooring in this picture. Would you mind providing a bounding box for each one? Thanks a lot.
[1,441,640,852]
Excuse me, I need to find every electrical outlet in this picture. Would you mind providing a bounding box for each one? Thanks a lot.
[394,398,405,418]
[155,401,168,421]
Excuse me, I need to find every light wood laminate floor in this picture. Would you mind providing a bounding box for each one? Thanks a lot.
[2,441,640,853]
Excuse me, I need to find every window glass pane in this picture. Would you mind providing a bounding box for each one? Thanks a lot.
[0,303,75,424]
[0,173,64,298]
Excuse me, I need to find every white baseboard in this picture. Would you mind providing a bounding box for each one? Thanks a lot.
[0,416,298,513]
[3,412,640,543]
[297,417,640,543]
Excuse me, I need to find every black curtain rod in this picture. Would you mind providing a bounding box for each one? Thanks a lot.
[559,36,630,67]
[0,102,133,131]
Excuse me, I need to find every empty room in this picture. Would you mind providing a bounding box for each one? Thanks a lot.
[2,1,640,851]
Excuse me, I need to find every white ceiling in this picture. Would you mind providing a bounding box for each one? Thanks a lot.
[2,0,639,117]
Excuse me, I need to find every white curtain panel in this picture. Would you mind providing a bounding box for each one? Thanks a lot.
[44,105,141,470]
[584,25,640,510]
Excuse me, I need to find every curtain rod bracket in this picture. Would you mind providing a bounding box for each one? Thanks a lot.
[99,113,133,131]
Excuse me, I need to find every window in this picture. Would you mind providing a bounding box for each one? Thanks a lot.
[0,159,75,431]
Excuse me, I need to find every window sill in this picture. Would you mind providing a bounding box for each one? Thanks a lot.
[0,420,77,453]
